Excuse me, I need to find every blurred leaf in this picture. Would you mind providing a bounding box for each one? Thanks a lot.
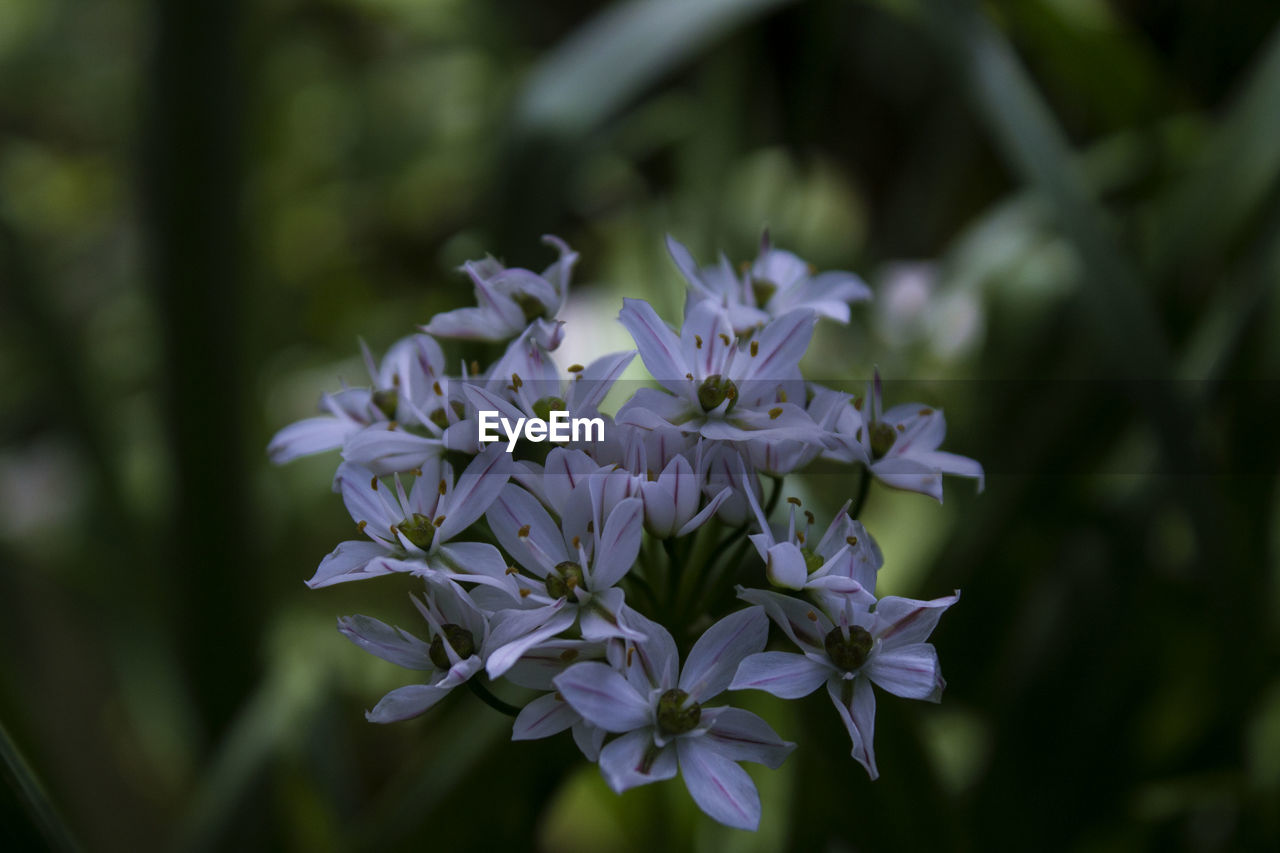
[516,0,795,135]
[1151,23,1280,277]
[0,720,80,853]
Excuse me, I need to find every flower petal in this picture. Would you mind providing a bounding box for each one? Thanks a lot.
[618,298,687,395]
[677,737,761,831]
[679,606,768,702]
[268,416,353,463]
[307,542,410,588]
[730,651,831,699]
[873,591,959,648]
[865,643,944,701]
[703,706,796,769]
[764,542,808,590]
[485,604,576,679]
[599,729,676,793]
[366,683,454,723]
[736,309,816,383]
[737,587,830,653]
[486,483,567,576]
[827,677,878,779]
[554,661,653,732]
[512,692,579,741]
[434,445,512,542]
[589,497,643,590]
[338,614,432,669]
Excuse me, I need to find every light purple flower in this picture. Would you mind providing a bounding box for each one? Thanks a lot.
[833,370,985,502]
[615,298,825,447]
[507,638,609,760]
[731,586,958,779]
[424,235,577,342]
[740,468,881,597]
[306,445,514,592]
[268,334,447,466]
[483,479,646,677]
[339,581,489,723]
[667,233,871,334]
[554,607,794,830]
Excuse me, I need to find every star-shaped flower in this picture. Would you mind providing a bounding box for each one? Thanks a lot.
[554,607,794,830]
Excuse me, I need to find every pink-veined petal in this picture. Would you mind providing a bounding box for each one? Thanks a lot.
[337,614,432,670]
[730,651,831,699]
[599,729,676,793]
[554,661,653,733]
[677,737,761,831]
[827,676,878,779]
[679,606,768,702]
[703,706,795,768]
[618,298,688,395]
[512,692,579,741]
[589,497,643,590]
[873,591,960,648]
[865,643,944,701]
[434,445,512,542]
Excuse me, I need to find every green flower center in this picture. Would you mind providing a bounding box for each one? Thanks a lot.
[429,623,475,670]
[824,626,873,672]
[697,374,738,412]
[801,547,825,574]
[532,396,567,424]
[512,291,549,323]
[869,421,897,460]
[399,513,436,550]
[656,688,701,736]
[372,389,399,419]
[428,399,466,430]
[751,278,777,307]
[544,560,585,599]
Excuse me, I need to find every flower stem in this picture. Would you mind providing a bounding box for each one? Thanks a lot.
[763,474,783,517]
[467,680,521,717]
[849,464,872,519]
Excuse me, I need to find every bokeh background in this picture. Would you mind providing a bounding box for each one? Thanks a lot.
[2,0,1279,850]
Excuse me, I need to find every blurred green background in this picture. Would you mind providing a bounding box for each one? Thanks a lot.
[2,0,1279,850]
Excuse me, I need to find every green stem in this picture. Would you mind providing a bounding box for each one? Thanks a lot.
[848,464,872,519]
[763,474,783,517]
[662,538,681,610]
[467,680,521,717]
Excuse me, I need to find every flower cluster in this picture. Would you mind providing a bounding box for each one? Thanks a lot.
[271,233,983,830]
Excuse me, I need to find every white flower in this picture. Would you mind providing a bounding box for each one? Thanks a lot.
[616,298,826,447]
[268,334,448,467]
[423,235,577,342]
[483,478,646,677]
[306,445,513,592]
[554,607,794,830]
[667,232,871,334]
[832,370,985,502]
[731,586,958,779]
[339,581,489,723]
